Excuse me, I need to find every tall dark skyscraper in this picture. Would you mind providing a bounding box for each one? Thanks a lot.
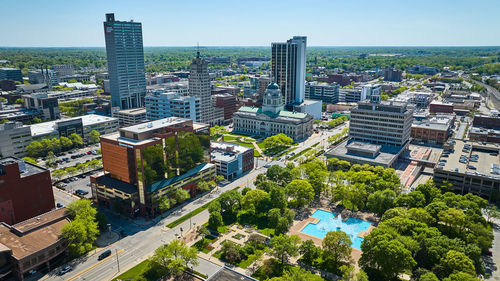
[271,36,307,106]
[189,51,213,124]
[104,13,146,109]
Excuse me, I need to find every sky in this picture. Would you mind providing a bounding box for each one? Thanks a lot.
[1,0,499,47]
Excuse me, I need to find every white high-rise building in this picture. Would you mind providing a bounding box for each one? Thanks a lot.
[361,84,382,101]
[104,13,146,109]
[145,91,200,122]
[271,36,307,106]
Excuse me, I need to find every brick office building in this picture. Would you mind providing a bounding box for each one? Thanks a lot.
[91,117,216,217]
[0,158,55,225]
[213,93,238,122]
[430,101,454,114]
[0,208,69,281]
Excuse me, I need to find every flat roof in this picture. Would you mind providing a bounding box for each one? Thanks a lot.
[211,150,237,162]
[121,117,190,134]
[0,157,46,177]
[437,140,500,178]
[207,267,258,281]
[102,132,161,146]
[115,107,147,115]
[0,208,69,260]
[326,140,403,167]
[212,142,253,154]
[31,114,118,137]
[412,116,453,131]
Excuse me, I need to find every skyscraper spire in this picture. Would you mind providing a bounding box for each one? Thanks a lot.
[196,42,200,58]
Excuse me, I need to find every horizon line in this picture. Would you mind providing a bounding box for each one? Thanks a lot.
[1,45,500,48]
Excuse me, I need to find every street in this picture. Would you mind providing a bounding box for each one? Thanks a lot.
[38,167,268,281]
[37,127,340,281]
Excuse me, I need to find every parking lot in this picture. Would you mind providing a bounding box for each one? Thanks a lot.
[41,144,101,171]
[56,171,97,200]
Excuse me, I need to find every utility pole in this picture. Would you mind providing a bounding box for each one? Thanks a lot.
[116,249,120,272]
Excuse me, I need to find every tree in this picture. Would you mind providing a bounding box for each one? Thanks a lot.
[269,185,287,210]
[26,141,44,158]
[366,189,396,215]
[15,98,24,105]
[360,228,416,279]
[275,217,292,235]
[52,169,66,181]
[62,217,99,257]
[439,250,476,277]
[267,208,282,228]
[32,117,42,124]
[442,272,480,281]
[218,189,242,222]
[66,166,77,177]
[208,211,223,230]
[215,174,225,183]
[197,181,210,193]
[286,179,315,208]
[156,196,171,213]
[172,188,190,205]
[268,234,301,268]
[88,130,100,144]
[299,240,321,265]
[262,133,293,150]
[210,125,228,140]
[241,189,269,215]
[150,239,199,276]
[69,133,83,148]
[67,199,97,220]
[438,208,466,235]
[59,136,73,151]
[22,157,37,165]
[268,266,325,281]
[419,272,439,281]
[322,231,352,266]
[62,199,99,258]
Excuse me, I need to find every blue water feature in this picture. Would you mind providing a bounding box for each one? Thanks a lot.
[300,209,372,250]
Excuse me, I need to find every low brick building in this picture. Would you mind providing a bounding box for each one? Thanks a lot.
[411,115,455,144]
[0,158,55,225]
[0,208,70,281]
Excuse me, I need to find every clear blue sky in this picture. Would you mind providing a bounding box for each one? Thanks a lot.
[1,0,499,47]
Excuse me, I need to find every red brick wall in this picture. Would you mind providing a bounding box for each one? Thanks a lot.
[0,163,54,224]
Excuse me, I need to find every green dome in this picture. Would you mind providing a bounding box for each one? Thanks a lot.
[267,83,279,90]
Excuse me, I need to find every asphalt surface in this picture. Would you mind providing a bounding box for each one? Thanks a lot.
[486,217,500,281]
[36,128,342,281]
[38,167,270,281]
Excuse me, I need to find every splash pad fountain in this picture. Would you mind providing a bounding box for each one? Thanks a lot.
[301,209,372,250]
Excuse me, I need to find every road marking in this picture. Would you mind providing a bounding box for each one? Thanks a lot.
[65,249,124,281]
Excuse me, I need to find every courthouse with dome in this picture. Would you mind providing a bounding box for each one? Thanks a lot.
[233,83,313,140]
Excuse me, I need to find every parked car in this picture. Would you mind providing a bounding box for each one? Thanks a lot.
[98,250,112,260]
[56,203,63,208]
[75,189,89,196]
[58,265,72,276]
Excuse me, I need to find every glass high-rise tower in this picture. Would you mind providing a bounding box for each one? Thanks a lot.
[104,13,146,109]
[271,36,307,107]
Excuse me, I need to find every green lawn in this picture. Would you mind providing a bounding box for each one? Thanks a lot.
[227,140,255,148]
[239,249,265,269]
[112,260,166,281]
[223,135,239,141]
[166,202,210,228]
